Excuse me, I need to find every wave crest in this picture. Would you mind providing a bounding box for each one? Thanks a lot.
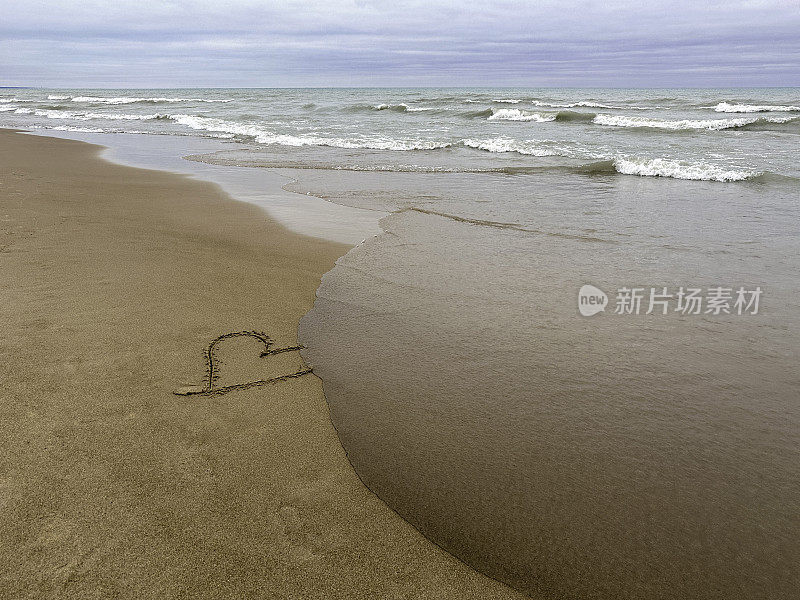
[713,102,800,113]
[487,109,555,122]
[532,100,656,110]
[464,138,562,157]
[614,157,758,181]
[594,114,752,131]
[171,115,450,150]
[11,107,170,121]
[554,110,596,122]
[594,113,797,131]
[373,103,434,112]
[48,95,232,105]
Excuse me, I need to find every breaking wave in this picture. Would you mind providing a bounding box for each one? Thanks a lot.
[487,109,555,122]
[373,103,435,112]
[171,114,450,150]
[11,107,171,121]
[613,157,758,181]
[592,113,796,131]
[344,103,439,114]
[712,102,800,113]
[464,138,565,157]
[461,137,608,160]
[4,89,797,185]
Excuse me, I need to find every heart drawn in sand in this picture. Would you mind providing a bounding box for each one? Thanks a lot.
[174,330,312,397]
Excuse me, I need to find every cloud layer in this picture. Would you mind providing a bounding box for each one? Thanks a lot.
[2,1,799,87]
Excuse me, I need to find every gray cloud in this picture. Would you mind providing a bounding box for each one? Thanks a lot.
[1,0,798,87]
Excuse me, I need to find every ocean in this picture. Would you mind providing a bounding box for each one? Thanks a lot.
[4,88,798,599]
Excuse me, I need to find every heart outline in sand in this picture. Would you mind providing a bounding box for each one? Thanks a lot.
[174,330,312,397]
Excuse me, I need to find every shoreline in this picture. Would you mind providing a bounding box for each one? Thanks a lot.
[0,129,528,599]
[21,128,386,246]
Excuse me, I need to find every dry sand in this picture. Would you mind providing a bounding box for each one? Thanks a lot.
[0,129,528,599]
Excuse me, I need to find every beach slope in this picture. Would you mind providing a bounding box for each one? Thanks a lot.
[0,130,528,599]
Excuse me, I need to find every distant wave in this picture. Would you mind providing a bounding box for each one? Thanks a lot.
[487,98,661,110]
[464,108,494,118]
[48,95,232,104]
[553,110,596,122]
[487,108,555,122]
[712,102,800,113]
[344,103,438,114]
[614,157,758,181]
[409,96,460,103]
[592,113,796,131]
[531,100,656,110]
[373,103,435,112]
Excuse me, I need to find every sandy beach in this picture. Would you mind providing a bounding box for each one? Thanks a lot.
[0,129,527,599]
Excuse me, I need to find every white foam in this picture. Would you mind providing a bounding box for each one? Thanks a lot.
[463,137,609,160]
[713,102,800,113]
[614,157,757,181]
[487,109,555,122]
[13,108,89,120]
[32,125,106,133]
[593,114,756,130]
[13,107,167,121]
[171,114,450,150]
[463,137,559,156]
[70,96,150,104]
[493,99,521,104]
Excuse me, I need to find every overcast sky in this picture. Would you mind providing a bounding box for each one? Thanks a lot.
[2,1,799,88]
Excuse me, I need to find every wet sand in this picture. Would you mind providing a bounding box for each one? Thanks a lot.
[0,129,528,599]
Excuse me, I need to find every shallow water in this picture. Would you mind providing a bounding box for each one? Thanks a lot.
[10,88,800,599]
[298,170,799,599]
